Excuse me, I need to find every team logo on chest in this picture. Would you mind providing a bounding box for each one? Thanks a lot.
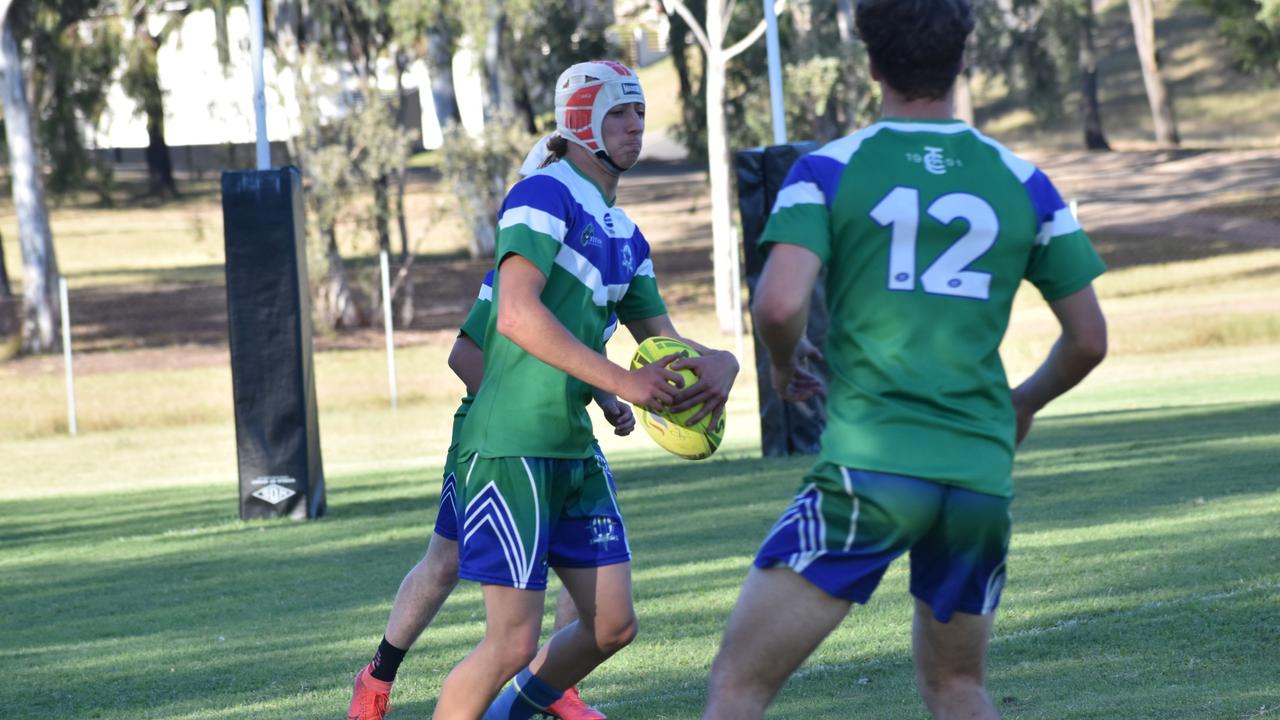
[620,243,634,274]
[602,211,616,235]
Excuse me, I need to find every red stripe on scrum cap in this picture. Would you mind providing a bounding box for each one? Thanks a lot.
[572,127,598,150]
[597,60,633,76]
[564,108,593,133]
[567,84,603,110]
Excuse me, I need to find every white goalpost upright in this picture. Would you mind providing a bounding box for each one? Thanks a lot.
[59,276,77,436]
[249,0,269,170]
[380,249,398,409]
[763,0,788,146]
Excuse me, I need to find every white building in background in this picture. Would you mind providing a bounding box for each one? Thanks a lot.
[91,5,668,161]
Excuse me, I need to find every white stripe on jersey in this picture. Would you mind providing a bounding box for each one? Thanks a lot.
[478,284,493,301]
[499,204,568,243]
[533,161,639,239]
[970,130,1037,182]
[813,123,886,164]
[1036,206,1083,246]
[773,181,826,212]
[553,242,632,307]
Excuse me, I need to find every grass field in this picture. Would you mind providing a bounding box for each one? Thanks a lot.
[3,236,1280,718]
[1,370,1278,719]
[2,2,1280,712]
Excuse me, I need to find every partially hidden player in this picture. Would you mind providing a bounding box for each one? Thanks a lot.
[347,271,630,720]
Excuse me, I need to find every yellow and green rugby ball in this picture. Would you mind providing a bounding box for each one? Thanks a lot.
[629,336,725,460]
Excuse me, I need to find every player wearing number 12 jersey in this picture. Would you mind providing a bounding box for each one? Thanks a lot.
[703,0,1109,718]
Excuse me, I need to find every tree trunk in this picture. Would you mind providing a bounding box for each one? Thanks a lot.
[1,18,59,354]
[132,11,179,197]
[426,24,460,125]
[319,226,364,329]
[212,0,230,68]
[835,0,854,44]
[1127,0,1179,146]
[0,228,11,298]
[393,51,411,262]
[1080,0,1110,150]
[373,173,391,253]
[482,8,511,121]
[0,227,15,353]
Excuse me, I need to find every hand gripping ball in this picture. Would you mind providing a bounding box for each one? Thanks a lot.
[629,336,725,460]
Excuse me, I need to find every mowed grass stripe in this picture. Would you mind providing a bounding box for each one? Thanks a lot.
[2,398,1278,719]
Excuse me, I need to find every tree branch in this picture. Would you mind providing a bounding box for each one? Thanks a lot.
[663,0,713,55]
[724,0,788,62]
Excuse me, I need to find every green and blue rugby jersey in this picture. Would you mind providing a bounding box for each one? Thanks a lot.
[451,270,620,427]
[461,159,665,459]
[761,119,1106,497]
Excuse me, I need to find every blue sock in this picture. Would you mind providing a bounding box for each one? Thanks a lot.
[483,668,563,720]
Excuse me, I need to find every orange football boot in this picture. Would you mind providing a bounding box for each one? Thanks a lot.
[347,663,393,720]
[544,686,606,720]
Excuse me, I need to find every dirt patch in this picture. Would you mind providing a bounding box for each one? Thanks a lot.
[4,151,1276,376]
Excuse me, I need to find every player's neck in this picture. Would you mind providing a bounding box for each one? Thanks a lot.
[565,146,619,203]
[878,84,958,122]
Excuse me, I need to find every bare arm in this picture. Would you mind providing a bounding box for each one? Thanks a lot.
[752,244,825,401]
[1011,284,1108,445]
[497,255,683,409]
[447,333,484,396]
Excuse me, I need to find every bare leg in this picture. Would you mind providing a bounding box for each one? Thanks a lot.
[433,585,544,720]
[526,563,638,690]
[552,583,579,633]
[912,599,1000,720]
[703,567,851,720]
[384,534,460,649]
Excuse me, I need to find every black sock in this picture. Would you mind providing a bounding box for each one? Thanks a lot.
[368,636,408,682]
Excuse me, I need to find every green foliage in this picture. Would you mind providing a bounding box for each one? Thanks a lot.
[667,0,877,154]
[501,0,612,132]
[437,117,536,257]
[970,0,1081,124]
[1190,0,1280,77]
[4,0,120,201]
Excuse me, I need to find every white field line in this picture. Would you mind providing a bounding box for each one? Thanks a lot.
[592,581,1279,711]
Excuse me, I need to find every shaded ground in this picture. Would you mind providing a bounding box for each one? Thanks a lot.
[5,149,1278,376]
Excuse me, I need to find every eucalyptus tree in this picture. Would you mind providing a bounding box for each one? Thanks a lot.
[661,0,795,331]
[1128,0,1180,146]
[0,0,59,353]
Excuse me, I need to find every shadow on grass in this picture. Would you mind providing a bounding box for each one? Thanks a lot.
[1,401,1276,718]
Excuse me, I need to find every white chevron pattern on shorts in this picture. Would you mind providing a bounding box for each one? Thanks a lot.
[463,481,534,589]
[440,472,457,521]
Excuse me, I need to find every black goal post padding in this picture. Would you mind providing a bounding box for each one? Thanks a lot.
[735,143,830,458]
[221,167,325,520]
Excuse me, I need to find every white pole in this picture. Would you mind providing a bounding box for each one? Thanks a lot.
[763,0,787,145]
[58,276,77,436]
[380,249,398,409]
[249,0,270,170]
[729,227,745,363]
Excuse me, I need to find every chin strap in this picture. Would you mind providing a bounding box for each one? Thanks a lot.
[595,150,629,176]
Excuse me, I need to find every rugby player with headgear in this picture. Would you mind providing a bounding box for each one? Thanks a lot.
[432,60,737,720]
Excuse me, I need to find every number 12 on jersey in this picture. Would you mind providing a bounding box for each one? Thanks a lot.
[870,186,999,301]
